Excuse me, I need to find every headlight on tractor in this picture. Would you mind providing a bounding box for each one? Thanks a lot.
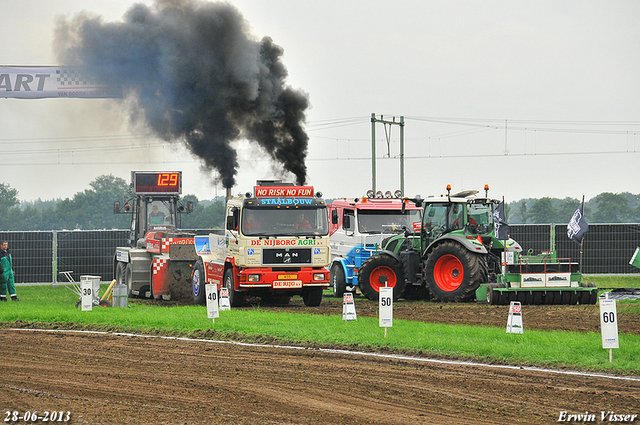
[248,274,261,282]
[313,273,326,281]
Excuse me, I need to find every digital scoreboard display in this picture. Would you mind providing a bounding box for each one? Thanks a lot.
[133,172,182,194]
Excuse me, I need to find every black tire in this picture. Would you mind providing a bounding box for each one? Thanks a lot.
[424,241,485,302]
[224,268,244,307]
[549,291,562,305]
[532,291,544,305]
[560,291,575,305]
[99,299,112,307]
[302,287,323,306]
[330,263,347,298]
[191,259,206,305]
[358,255,406,301]
[515,290,533,305]
[578,290,591,305]
[487,284,502,305]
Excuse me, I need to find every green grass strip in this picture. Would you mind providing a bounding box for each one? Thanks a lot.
[2,285,639,375]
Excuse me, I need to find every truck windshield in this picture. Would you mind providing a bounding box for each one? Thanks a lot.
[467,203,494,235]
[242,207,329,237]
[357,210,421,234]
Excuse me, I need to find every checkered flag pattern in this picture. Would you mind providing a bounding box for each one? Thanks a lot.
[56,69,96,87]
[162,239,174,252]
[153,259,168,275]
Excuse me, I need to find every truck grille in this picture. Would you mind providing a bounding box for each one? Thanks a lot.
[262,248,311,265]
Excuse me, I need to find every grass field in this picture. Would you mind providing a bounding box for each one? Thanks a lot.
[2,279,639,376]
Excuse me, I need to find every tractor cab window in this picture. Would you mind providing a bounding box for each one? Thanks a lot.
[148,201,172,228]
[467,203,494,235]
[422,203,448,245]
[448,203,464,230]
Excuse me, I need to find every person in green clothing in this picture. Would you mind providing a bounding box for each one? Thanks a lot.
[0,240,18,301]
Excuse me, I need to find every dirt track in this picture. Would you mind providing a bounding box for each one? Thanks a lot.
[1,298,639,424]
[1,329,639,425]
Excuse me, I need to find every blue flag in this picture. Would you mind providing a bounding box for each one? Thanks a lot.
[567,199,588,245]
[492,201,509,240]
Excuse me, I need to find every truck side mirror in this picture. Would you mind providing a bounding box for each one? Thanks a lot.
[331,210,339,225]
[226,206,239,230]
[114,201,120,214]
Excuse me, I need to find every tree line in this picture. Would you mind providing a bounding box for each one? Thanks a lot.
[0,175,226,231]
[1,175,639,231]
[507,193,640,224]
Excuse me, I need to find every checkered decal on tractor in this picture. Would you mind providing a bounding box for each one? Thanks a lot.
[153,258,168,275]
[56,69,96,87]
[162,239,174,252]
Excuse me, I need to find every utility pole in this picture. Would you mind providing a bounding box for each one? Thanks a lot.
[370,113,405,195]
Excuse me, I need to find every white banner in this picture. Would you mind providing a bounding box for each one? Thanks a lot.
[0,66,122,99]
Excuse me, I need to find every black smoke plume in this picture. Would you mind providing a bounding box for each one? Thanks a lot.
[54,0,309,188]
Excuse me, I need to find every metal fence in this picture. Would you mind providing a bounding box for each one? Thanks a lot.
[506,224,640,274]
[4,224,640,284]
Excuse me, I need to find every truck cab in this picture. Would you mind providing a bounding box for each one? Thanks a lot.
[328,190,422,299]
[193,181,331,307]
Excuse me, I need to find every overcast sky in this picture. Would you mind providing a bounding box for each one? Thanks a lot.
[2,0,639,208]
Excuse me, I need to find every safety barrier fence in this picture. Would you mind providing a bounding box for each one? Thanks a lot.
[3,224,640,284]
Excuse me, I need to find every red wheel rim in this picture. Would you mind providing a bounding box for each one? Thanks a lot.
[433,254,463,292]
[369,266,397,292]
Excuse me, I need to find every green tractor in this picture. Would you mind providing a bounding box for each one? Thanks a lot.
[361,184,597,304]
[360,185,521,302]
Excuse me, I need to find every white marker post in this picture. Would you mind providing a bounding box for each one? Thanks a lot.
[206,284,219,323]
[80,278,93,311]
[379,286,393,337]
[506,301,524,334]
[599,293,619,362]
[342,292,357,321]
[219,287,231,311]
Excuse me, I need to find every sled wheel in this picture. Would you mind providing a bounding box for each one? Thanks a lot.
[487,284,503,305]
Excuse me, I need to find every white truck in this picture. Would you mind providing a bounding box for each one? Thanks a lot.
[328,191,423,300]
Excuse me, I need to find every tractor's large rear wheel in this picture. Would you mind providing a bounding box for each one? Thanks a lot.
[424,241,485,302]
[358,255,406,301]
